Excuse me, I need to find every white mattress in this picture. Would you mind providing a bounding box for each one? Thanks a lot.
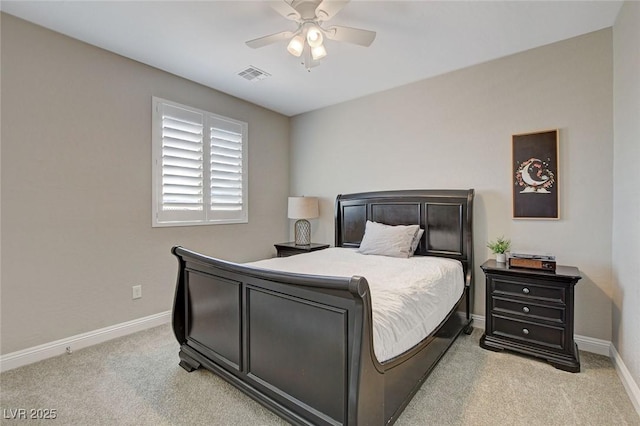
[246,248,464,362]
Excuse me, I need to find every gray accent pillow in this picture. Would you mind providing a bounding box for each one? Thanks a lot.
[410,229,425,255]
[357,221,420,258]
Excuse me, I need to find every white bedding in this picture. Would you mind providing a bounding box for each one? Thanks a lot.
[246,247,464,362]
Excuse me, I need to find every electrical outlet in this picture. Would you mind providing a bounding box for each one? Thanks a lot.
[132,285,142,300]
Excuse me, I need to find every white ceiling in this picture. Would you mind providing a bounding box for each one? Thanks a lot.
[1,1,623,117]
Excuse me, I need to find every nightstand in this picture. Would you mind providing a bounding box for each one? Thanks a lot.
[479,260,582,372]
[274,242,330,257]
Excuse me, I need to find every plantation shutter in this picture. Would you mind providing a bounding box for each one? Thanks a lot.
[209,116,246,220]
[152,97,248,226]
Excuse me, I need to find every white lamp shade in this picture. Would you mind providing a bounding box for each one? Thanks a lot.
[288,197,319,219]
[287,35,304,57]
[311,44,327,60]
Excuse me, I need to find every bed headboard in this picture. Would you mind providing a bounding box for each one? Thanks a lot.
[335,189,474,286]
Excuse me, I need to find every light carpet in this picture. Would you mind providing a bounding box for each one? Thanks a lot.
[1,325,638,425]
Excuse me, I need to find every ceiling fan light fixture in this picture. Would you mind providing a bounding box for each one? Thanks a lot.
[248,0,376,70]
[311,44,327,61]
[306,25,324,48]
[287,35,304,57]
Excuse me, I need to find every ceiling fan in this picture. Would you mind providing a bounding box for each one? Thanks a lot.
[246,0,376,70]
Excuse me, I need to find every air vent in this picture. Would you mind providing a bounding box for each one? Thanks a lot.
[238,66,271,82]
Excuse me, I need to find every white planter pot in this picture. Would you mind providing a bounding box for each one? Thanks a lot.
[496,253,507,263]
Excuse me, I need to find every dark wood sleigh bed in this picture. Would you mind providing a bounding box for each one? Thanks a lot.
[171,189,474,425]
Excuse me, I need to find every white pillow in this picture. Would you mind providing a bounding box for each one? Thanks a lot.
[357,221,420,258]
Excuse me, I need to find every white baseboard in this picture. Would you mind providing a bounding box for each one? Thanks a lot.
[471,314,486,330]
[610,344,640,416]
[0,310,171,373]
[472,314,639,414]
[574,334,612,356]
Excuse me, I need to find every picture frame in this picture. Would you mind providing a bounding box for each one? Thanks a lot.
[512,129,559,219]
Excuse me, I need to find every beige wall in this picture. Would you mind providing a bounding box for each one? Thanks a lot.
[612,1,640,389]
[0,14,290,354]
[291,29,614,340]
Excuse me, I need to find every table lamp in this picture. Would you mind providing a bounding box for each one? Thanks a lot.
[288,196,319,246]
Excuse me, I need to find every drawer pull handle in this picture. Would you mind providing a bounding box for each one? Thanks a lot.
[522,288,530,294]
[522,328,530,335]
[522,306,530,313]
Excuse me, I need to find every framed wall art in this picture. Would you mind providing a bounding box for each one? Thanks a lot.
[512,129,559,219]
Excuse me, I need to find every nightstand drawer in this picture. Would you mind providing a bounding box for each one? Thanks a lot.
[492,315,565,350]
[274,242,329,257]
[493,297,565,323]
[492,278,565,304]
[276,248,302,257]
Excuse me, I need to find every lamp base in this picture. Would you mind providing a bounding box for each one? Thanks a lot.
[294,219,311,246]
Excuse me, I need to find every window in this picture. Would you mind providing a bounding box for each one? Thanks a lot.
[152,97,248,227]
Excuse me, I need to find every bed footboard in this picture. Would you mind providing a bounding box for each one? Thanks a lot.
[171,246,384,426]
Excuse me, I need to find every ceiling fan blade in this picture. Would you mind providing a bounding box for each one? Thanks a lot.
[315,0,349,21]
[246,31,294,49]
[270,1,301,21]
[325,25,376,47]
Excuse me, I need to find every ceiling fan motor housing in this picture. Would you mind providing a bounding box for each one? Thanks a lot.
[290,0,325,20]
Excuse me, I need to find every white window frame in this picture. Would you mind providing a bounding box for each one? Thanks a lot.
[152,97,248,227]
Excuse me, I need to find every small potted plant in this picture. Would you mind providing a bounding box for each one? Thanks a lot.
[487,236,511,263]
